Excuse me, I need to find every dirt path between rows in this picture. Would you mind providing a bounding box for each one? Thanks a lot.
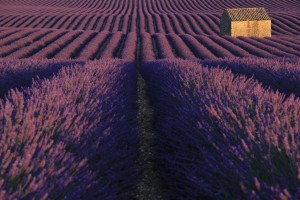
[134,72,166,200]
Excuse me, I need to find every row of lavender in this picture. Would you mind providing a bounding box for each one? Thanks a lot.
[1,56,299,198]
[1,0,298,13]
[202,57,300,97]
[0,0,299,36]
[0,28,300,60]
[141,59,300,199]
[0,59,83,98]
[0,13,299,36]
[0,59,138,199]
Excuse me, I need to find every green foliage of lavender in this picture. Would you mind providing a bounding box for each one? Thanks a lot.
[142,59,300,199]
[0,59,138,199]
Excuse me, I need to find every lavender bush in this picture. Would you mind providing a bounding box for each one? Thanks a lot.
[202,57,300,97]
[141,32,155,61]
[0,59,138,199]
[78,32,110,60]
[142,59,300,199]
[31,31,80,59]
[167,33,196,59]
[181,34,217,59]
[121,32,137,60]
[100,32,123,58]
[7,31,66,59]
[0,59,84,98]
[153,33,176,59]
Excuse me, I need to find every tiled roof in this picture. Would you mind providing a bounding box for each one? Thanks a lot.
[225,8,271,21]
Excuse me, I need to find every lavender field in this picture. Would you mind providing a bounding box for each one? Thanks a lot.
[142,59,300,199]
[0,0,299,199]
[0,0,300,59]
[0,60,138,199]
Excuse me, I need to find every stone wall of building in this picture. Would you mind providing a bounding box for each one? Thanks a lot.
[231,20,271,37]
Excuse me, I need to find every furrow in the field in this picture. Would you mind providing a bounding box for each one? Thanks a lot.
[93,34,112,60]
[74,15,90,30]
[31,31,80,59]
[12,15,33,28]
[120,32,137,60]
[272,17,300,34]
[271,21,296,35]
[191,14,215,35]
[181,34,217,59]
[238,36,293,57]
[41,16,57,28]
[43,15,62,29]
[160,14,173,33]
[184,14,205,34]
[1,15,24,27]
[108,15,117,32]
[83,15,97,30]
[0,29,28,46]
[70,32,98,59]
[224,36,275,57]
[195,15,217,35]
[100,32,123,58]
[176,14,196,35]
[283,35,300,45]
[153,33,176,59]
[201,15,220,34]
[131,14,137,32]
[66,15,82,30]
[153,14,165,33]
[272,16,300,32]
[169,14,185,34]
[0,29,19,39]
[146,14,156,34]
[141,32,156,61]
[99,15,110,32]
[6,31,66,59]
[109,15,120,32]
[52,15,71,29]
[91,16,102,30]
[29,15,49,28]
[78,32,109,59]
[127,15,133,32]
[266,37,300,52]
[29,15,47,28]
[101,15,114,31]
[0,16,13,26]
[54,31,95,59]
[194,35,235,58]
[166,33,196,59]
[173,14,190,34]
[121,15,130,32]
[0,30,51,57]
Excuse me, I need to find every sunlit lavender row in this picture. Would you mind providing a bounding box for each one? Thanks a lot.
[0,59,138,199]
[142,59,300,199]
[201,57,300,97]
